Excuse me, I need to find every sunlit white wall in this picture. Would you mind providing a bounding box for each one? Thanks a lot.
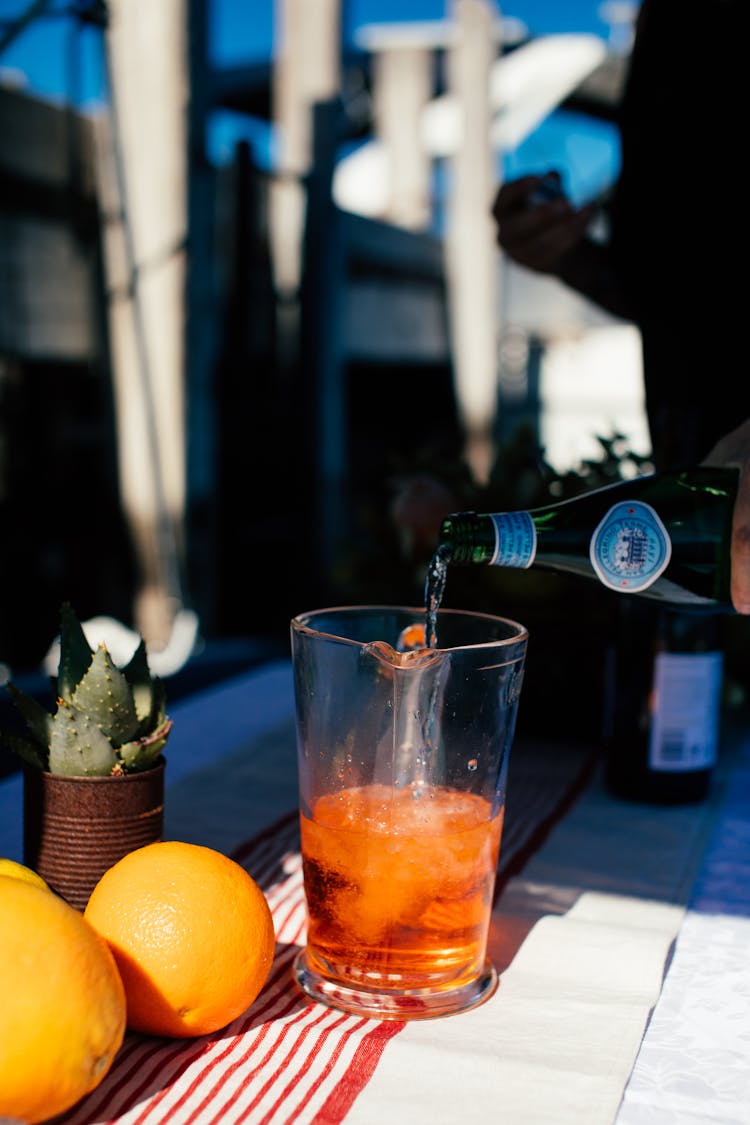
[539,323,651,473]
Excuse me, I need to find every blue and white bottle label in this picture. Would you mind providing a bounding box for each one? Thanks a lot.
[489,512,537,568]
[590,500,672,592]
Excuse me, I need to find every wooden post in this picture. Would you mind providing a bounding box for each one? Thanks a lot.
[445,0,499,483]
[372,43,433,229]
[298,101,348,592]
[270,0,341,297]
[271,0,343,595]
[98,0,190,646]
[184,0,222,632]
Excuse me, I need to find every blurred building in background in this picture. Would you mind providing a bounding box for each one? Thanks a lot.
[0,0,643,678]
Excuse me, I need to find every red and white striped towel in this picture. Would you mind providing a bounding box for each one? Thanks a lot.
[58,814,404,1125]
[59,743,594,1125]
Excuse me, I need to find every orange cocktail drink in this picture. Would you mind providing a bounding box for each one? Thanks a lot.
[301,785,504,991]
[291,606,527,1020]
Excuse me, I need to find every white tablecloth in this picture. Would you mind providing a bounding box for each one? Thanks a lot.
[1,661,748,1123]
[617,726,750,1124]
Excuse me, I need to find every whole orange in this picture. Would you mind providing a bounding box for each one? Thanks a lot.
[0,856,50,890]
[0,876,126,1124]
[84,840,276,1038]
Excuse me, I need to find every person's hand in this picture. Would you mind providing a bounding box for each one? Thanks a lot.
[703,419,750,614]
[492,172,595,275]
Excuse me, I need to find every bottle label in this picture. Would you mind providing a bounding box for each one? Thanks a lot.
[648,651,723,771]
[489,512,536,568]
[590,500,672,592]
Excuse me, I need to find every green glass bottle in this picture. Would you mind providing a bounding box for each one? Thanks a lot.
[437,466,738,610]
[603,603,723,803]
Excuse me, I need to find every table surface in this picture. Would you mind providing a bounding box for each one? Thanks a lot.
[1,659,748,1125]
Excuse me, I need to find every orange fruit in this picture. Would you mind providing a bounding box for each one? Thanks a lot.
[84,840,276,1038]
[0,876,126,1124]
[0,856,50,890]
[397,622,427,651]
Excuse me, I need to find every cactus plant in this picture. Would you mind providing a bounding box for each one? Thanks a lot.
[2,603,172,776]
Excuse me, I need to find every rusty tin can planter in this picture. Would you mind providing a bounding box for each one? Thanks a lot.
[23,757,165,911]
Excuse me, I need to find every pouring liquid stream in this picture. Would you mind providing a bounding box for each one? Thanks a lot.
[425,545,450,649]
[380,546,451,797]
[395,545,450,655]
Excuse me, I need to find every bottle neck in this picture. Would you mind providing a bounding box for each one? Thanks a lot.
[438,513,501,565]
[440,510,541,568]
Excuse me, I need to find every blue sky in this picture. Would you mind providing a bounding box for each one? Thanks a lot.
[0,1,619,98]
[0,1,629,203]
[214,1,617,63]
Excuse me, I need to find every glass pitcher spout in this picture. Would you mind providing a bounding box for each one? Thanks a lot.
[361,639,445,671]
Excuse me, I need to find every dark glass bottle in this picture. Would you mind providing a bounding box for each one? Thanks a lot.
[603,603,723,803]
[438,466,737,610]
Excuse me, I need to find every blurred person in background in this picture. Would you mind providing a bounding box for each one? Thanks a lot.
[493,0,750,613]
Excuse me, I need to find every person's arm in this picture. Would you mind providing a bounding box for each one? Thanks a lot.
[492,173,633,320]
[703,420,750,615]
